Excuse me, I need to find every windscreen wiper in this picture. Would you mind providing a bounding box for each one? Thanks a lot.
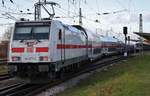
[30,27,41,42]
[30,27,34,39]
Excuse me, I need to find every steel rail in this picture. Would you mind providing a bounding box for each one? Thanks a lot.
[0,74,12,81]
[0,55,133,96]
[0,83,28,96]
[25,55,132,96]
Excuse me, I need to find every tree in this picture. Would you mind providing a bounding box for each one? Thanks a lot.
[2,26,13,41]
[0,26,12,58]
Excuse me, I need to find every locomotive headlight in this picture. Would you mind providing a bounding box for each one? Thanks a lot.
[39,56,48,61]
[12,56,21,61]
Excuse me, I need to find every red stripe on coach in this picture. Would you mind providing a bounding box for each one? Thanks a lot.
[57,44,120,49]
[36,47,49,52]
[12,48,24,53]
[57,44,87,49]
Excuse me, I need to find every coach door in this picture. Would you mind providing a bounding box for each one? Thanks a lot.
[59,29,65,64]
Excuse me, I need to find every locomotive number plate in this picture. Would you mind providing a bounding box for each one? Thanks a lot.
[23,54,37,62]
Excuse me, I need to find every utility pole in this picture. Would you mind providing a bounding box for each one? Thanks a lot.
[34,0,41,20]
[67,0,70,17]
[128,36,130,54]
[123,27,128,57]
[139,14,143,54]
[79,8,82,26]
[128,36,130,45]
[34,0,59,21]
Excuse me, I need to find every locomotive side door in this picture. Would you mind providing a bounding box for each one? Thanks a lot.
[59,28,65,64]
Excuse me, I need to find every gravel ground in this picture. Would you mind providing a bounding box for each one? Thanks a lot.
[36,56,126,96]
[36,65,111,96]
[0,77,23,88]
[36,72,92,96]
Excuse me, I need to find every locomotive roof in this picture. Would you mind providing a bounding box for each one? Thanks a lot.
[72,25,86,32]
[16,19,51,23]
[100,36,119,42]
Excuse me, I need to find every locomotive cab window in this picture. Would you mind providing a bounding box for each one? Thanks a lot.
[13,25,50,40]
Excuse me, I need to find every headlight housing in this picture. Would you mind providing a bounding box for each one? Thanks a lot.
[12,56,21,61]
[39,56,48,61]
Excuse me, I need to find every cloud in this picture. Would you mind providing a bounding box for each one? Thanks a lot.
[103,12,150,25]
[144,12,150,23]
[103,13,139,25]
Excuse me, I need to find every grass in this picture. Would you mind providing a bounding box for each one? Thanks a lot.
[0,65,8,75]
[57,53,150,96]
[0,58,8,75]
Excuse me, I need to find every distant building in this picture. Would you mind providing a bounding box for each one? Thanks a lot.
[134,32,150,45]
[0,40,9,59]
[134,32,150,50]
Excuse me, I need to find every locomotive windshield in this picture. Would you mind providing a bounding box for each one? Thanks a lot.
[13,25,50,40]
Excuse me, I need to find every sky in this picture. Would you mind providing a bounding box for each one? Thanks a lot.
[1,0,150,41]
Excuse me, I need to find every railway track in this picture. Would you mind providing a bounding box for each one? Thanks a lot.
[0,55,132,96]
[0,74,12,81]
[0,59,7,65]
[0,82,44,96]
[24,56,131,96]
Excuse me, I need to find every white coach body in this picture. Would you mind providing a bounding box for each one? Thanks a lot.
[8,20,87,72]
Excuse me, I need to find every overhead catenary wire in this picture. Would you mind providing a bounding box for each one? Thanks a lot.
[0,1,140,25]
[1,0,14,5]
[67,0,70,16]
[96,0,100,14]
[0,0,34,20]
[54,4,100,24]
[115,0,127,9]
[0,10,33,15]
[54,7,70,17]
[0,23,13,26]
[55,6,77,17]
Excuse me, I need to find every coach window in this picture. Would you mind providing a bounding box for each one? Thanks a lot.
[59,29,62,40]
